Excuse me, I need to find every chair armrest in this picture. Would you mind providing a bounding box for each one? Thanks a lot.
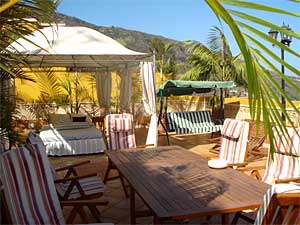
[213,119,223,125]
[227,162,248,168]
[275,177,300,184]
[236,166,265,181]
[209,137,221,143]
[236,165,266,172]
[61,199,109,206]
[55,160,91,172]
[54,173,98,183]
[136,144,154,148]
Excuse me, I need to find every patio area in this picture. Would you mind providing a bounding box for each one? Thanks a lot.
[49,128,268,224]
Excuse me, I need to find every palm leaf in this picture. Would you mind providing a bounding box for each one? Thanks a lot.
[223,0,300,17]
[205,0,300,153]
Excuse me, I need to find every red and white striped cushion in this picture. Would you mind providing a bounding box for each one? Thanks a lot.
[0,145,65,225]
[274,127,300,157]
[106,113,136,150]
[221,118,244,139]
[262,127,300,184]
[219,119,250,164]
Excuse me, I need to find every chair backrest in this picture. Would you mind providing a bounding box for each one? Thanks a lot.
[0,145,66,224]
[27,132,65,194]
[219,119,250,164]
[105,113,136,150]
[262,127,300,184]
[246,119,265,152]
[254,183,300,225]
[28,131,44,145]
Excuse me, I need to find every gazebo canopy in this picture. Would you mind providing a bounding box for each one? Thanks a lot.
[7,25,151,68]
[157,80,235,97]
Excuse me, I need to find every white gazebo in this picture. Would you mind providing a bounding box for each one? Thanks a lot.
[8,25,157,145]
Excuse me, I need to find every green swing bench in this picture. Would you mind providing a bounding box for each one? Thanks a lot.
[157,80,235,144]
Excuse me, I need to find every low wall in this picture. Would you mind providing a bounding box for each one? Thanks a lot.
[225,101,300,126]
[14,98,300,129]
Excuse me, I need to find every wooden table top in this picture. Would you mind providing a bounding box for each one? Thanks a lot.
[106,145,270,220]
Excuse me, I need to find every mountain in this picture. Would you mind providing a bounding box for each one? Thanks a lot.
[55,13,300,100]
[55,13,192,74]
[269,71,300,100]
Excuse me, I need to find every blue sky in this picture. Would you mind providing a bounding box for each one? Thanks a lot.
[57,0,300,75]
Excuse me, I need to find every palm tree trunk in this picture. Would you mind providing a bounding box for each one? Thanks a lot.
[160,59,164,84]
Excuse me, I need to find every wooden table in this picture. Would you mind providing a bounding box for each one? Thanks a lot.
[106,145,270,224]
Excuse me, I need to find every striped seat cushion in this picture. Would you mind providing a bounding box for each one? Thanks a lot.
[106,113,136,150]
[166,111,223,134]
[219,119,250,164]
[0,145,65,225]
[56,176,105,200]
[262,127,300,184]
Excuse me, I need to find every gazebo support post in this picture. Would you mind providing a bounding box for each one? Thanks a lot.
[157,96,170,145]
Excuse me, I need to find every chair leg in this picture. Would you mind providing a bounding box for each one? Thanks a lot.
[104,159,129,198]
[103,159,112,184]
[88,205,102,222]
[231,211,255,225]
[231,212,240,225]
[66,205,89,224]
[119,173,129,198]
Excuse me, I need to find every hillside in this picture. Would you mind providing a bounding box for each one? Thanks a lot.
[55,13,300,100]
[55,13,191,74]
[269,72,300,100]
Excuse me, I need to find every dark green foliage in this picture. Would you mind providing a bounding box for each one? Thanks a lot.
[0,0,58,146]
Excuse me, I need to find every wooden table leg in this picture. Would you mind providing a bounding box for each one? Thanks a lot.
[153,215,162,225]
[222,213,230,225]
[130,186,136,224]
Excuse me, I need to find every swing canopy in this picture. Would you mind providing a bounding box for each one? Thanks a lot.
[156,80,235,97]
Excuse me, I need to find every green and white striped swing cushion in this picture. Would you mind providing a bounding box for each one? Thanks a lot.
[166,111,223,134]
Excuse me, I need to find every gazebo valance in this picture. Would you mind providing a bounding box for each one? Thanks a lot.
[7,25,151,68]
[157,80,235,97]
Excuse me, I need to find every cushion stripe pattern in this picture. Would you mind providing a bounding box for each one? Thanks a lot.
[106,113,136,150]
[166,111,223,134]
[0,146,65,225]
[219,119,250,164]
[56,176,105,200]
[262,127,300,185]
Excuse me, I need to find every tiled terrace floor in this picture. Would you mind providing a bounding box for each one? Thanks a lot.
[49,128,268,225]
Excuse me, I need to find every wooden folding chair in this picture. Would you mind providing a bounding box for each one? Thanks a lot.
[233,127,300,224]
[103,113,136,197]
[217,119,250,167]
[245,119,266,160]
[253,184,300,225]
[27,132,108,221]
[0,145,113,224]
[104,113,152,198]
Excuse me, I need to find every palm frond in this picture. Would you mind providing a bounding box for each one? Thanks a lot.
[205,0,300,154]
